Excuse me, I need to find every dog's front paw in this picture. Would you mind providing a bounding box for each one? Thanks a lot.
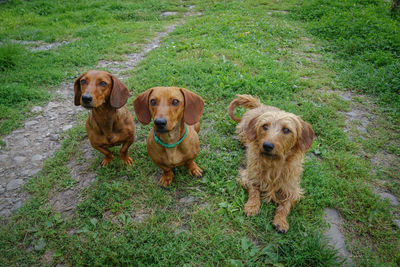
[120,154,133,166]
[244,201,260,216]
[159,174,173,187]
[101,156,114,167]
[272,216,289,234]
[190,166,203,178]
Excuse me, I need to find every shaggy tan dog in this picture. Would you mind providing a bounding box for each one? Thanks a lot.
[228,95,314,233]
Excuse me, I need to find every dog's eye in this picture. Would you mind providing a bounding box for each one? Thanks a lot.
[262,124,268,131]
[99,81,107,87]
[171,99,179,106]
[80,79,87,85]
[283,128,290,134]
[150,99,157,106]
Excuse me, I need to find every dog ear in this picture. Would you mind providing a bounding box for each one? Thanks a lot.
[133,89,153,125]
[245,116,259,141]
[110,75,130,109]
[74,73,84,106]
[298,120,315,152]
[180,88,204,125]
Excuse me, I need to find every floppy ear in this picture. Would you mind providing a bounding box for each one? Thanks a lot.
[74,73,84,106]
[180,88,204,125]
[298,120,315,152]
[133,89,153,125]
[245,116,259,141]
[110,75,130,109]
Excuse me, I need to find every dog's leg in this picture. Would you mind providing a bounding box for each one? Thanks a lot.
[93,145,114,167]
[159,166,174,187]
[185,160,203,178]
[119,139,133,165]
[272,199,294,233]
[244,186,261,216]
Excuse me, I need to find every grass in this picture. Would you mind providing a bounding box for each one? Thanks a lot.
[0,0,186,135]
[290,0,400,112]
[1,0,399,266]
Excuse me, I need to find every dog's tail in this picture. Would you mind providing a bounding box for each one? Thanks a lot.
[228,94,261,122]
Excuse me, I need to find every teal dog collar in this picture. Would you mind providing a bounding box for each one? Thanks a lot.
[153,125,188,148]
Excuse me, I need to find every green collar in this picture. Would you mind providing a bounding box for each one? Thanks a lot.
[153,125,188,148]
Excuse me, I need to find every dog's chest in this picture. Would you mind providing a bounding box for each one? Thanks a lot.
[161,148,186,167]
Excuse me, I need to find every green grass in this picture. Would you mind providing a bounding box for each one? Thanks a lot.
[0,0,186,135]
[290,0,400,112]
[1,0,399,266]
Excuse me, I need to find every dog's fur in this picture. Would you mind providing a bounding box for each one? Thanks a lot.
[74,70,134,167]
[228,95,314,233]
[133,87,204,187]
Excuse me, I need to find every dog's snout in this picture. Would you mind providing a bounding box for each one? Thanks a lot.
[82,94,93,104]
[263,142,274,152]
[154,118,167,128]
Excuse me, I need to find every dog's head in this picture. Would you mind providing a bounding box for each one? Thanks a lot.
[74,70,129,109]
[133,87,204,132]
[246,111,314,159]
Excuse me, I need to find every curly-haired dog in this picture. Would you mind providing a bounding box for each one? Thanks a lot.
[228,95,314,233]
[74,70,134,167]
[133,87,204,187]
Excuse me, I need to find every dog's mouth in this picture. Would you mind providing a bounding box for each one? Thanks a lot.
[261,152,279,159]
[155,127,169,133]
[82,104,94,109]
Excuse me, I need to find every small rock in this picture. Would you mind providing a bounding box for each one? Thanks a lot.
[0,187,5,194]
[49,134,59,141]
[14,156,26,163]
[393,219,400,229]
[12,199,23,210]
[377,192,399,206]
[32,154,43,161]
[179,196,196,204]
[6,179,24,190]
[31,106,43,113]
[24,120,39,127]
[62,125,73,131]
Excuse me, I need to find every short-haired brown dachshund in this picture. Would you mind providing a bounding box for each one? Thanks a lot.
[74,70,134,167]
[228,95,314,233]
[133,87,204,187]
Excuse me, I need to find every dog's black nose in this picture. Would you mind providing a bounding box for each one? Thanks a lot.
[263,142,274,152]
[82,94,92,104]
[154,118,167,128]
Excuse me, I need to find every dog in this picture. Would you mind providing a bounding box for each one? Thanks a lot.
[74,70,134,167]
[228,95,314,233]
[133,87,204,187]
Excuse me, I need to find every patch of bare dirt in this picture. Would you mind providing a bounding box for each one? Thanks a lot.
[49,140,96,217]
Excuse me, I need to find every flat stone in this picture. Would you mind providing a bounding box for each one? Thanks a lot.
[25,120,39,127]
[14,156,26,163]
[377,192,399,206]
[49,134,59,141]
[62,125,73,131]
[0,209,11,217]
[6,179,24,190]
[12,199,23,210]
[32,154,43,161]
[323,208,352,265]
[393,219,400,229]
[0,187,5,194]
[31,106,43,113]
[0,154,9,162]
[161,11,178,17]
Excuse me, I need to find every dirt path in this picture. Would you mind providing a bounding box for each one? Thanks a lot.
[0,6,200,217]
